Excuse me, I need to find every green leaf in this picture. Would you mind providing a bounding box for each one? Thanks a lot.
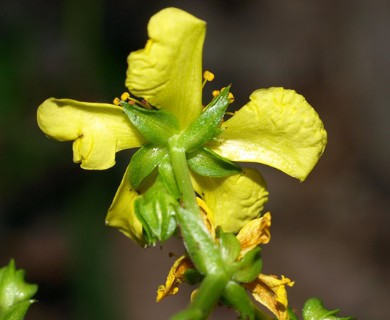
[187,147,241,177]
[232,247,262,283]
[123,103,179,145]
[128,144,167,189]
[178,86,230,152]
[303,298,355,320]
[134,176,179,246]
[0,260,37,320]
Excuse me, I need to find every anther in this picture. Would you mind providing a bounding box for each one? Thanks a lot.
[113,97,121,105]
[202,70,215,88]
[212,90,220,97]
[141,99,152,110]
[203,70,214,82]
[228,92,235,103]
[121,92,130,101]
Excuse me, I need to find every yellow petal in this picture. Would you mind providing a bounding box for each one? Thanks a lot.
[196,197,216,239]
[191,168,269,234]
[156,255,194,302]
[105,166,144,244]
[37,98,145,170]
[126,7,205,128]
[209,88,327,181]
[236,212,271,257]
[246,274,294,320]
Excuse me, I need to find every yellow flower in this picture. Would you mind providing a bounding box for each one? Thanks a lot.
[158,208,293,319]
[37,7,326,242]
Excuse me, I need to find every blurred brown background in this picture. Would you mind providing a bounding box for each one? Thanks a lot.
[1,0,389,319]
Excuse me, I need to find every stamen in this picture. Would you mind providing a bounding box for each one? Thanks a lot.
[212,90,220,97]
[202,70,215,88]
[228,92,235,103]
[212,89,235,104]
[203,70,214,82]
[141,99,152,110]
[113,92,153,109]
[121,92,130,101]
[113,97,121,105]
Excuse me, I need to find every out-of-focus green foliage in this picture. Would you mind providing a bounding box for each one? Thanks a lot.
[0,260,37,320]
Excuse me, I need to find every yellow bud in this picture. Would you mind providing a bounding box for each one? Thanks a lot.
[212,90,220,97]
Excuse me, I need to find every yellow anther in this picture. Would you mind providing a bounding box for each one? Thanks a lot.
[113,97,121,105]
[228,92,235,103]
[120,92,130,101]
[202,70,215,88]
[203,70,214,82]
[212,90,220,97]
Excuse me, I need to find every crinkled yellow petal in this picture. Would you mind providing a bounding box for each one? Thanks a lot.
[37,98,145,170]
[105,166,144,245]
[191,168,269,234]
[209,88,327,181]
[126,7,205,128]
[246,274,294,320]
[156,255,194,302]
[236,212,271,258]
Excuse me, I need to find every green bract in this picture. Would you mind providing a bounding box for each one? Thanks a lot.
[123,104,179,145]
[187,147,241,177]
[177,86,230,152]
[232,248,262,284]
[128,144,167,189]
[134,175,178,245]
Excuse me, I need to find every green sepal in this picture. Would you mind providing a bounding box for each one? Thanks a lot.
[183,268,203,286]
[216,229,241,264]
[123,103,179,145]
[187,147,241,177]
[134,176,178,246]
[0,260,37,320]
[232,247,262,283]
[303,298,355,320]
[158,155,180,199]
[178,86,231,152]
[128,144,167,189]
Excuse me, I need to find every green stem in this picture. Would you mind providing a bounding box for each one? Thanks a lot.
[170,273,229,320]
[167,135,230,319]
[167,137,200,215]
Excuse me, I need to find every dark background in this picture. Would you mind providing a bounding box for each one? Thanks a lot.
[1,1,389,319]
